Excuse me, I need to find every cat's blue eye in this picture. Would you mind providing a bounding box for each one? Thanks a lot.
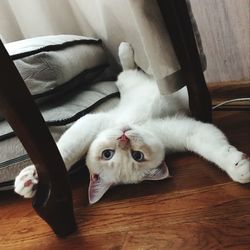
[131,151,144,162]
[101,149,115,160]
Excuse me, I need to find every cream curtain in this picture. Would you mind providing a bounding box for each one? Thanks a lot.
[0,0,204,93]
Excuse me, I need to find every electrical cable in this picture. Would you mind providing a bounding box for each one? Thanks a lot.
[212,98,250,110]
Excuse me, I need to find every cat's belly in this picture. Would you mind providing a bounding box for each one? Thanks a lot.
[112,107,154,126]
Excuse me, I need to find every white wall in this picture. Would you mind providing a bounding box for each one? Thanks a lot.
[190,0,250,83]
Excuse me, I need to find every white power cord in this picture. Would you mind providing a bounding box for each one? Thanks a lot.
[212,98,250,110]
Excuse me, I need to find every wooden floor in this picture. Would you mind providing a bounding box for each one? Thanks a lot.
[1,110,250,250]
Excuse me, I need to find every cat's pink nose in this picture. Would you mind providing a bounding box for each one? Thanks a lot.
[117,133,129,142]
[117,134,130,149]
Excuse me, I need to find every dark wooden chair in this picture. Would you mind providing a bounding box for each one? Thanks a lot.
[0,0,211,237]
[0,41,76,237]
[157,0,212,122]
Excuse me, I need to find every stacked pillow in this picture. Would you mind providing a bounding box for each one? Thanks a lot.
[6,34,109,101]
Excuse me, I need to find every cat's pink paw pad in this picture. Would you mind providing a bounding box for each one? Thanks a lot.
[24,179,33,187]
[14,165,38,198]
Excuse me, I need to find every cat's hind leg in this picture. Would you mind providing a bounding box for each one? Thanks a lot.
[118,42,136,70]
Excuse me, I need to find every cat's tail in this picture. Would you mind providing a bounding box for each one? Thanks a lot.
[118,42,136,71]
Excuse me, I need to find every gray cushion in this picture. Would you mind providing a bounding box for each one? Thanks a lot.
[5,34,108,96]
[0,35,109,122]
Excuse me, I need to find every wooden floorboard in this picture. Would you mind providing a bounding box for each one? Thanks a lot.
[0,110,250,250]
[209,80,250,105]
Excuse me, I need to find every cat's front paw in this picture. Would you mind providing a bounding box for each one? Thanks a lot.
[227,154,250,183]
[14,165,38,198]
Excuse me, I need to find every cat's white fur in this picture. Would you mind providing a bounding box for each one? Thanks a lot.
[15,42,250,204]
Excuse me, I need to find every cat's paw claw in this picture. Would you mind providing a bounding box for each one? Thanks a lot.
[14,165,38,198]
[228,154,250,183]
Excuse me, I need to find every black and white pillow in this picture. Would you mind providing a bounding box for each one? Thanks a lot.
[5,34,109,101]
[0,35,109,122]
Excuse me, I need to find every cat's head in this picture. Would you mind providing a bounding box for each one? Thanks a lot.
[86,125,170,204]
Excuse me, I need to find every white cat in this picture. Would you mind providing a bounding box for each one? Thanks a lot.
[15,42,250,204]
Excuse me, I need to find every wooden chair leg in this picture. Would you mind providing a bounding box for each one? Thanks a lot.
[0,40,76,237]
[158,0,212,123]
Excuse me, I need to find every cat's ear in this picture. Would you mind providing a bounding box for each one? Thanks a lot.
[143,161,170,181]
[88,174,112,204]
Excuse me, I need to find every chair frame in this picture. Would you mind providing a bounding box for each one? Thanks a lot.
[0,0,211,237]
[0,41,76,237]
[157,0,212,123]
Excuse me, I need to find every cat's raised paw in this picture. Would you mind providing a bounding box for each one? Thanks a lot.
[227,154,250,183]
[118,42,136,70]
[14,165,38,198]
